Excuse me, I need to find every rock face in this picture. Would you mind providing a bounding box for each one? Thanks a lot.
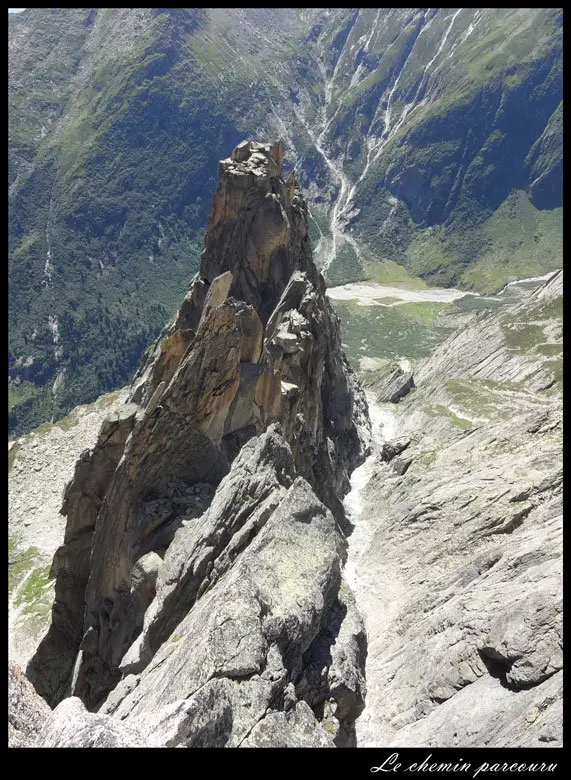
[8,661,53,747]
[380,437,411,463]
[26,140,370,747]
[415,272,562,392]
[8,389,129,670]
[26,404,139,706]
[351,272,562,747]
[376,366,415,404]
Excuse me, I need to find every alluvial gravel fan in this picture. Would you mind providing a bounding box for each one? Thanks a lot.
[23,141,371,747]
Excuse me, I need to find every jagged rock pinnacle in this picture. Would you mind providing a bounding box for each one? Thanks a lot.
[26,140,371,740]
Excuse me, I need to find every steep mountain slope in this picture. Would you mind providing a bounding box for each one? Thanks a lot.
[8,8,258,433]
[294,8,562,288]
[24,141,370,747]
[9,388,128,668]
[9,8,562,435]
[347,272,562,746]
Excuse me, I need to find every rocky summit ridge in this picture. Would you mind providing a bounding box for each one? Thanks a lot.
[9,139,561,750]
[21,140,370,747]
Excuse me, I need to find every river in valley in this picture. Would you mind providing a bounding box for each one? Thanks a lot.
[327,272,559,374]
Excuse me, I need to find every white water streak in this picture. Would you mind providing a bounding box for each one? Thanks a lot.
[364,9,381,51]
[362,8,463,184]
[450,9,483,57]
[343,395,398,590]
[296,22,366,274]
[396,8,465,125]
[43,198,54,286]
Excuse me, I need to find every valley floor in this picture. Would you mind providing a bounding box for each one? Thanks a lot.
[327,280,469,306]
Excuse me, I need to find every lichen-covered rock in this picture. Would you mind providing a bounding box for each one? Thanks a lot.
[116,425,296,677]
[240,701,335,748]
[380,437,411,463]
[35,697,147,748]
[351,271,563,747]
[415,271,562,390]
[102,464,359,747]
[34,428,366,748]
[295,581,367,739]
[391,456,413,476]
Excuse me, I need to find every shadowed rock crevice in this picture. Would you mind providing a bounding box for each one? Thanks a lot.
[477,648,521,692]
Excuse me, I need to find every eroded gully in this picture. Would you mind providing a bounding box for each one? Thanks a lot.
[342,392,408,746]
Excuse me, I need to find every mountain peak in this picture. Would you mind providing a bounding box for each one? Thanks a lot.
[201,138,320,324]
[27,142,370,717]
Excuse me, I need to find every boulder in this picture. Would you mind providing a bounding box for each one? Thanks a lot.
[377,366,415,403]
[392,456,413,476]
[35,697,146,748]
[380,437,411,463]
